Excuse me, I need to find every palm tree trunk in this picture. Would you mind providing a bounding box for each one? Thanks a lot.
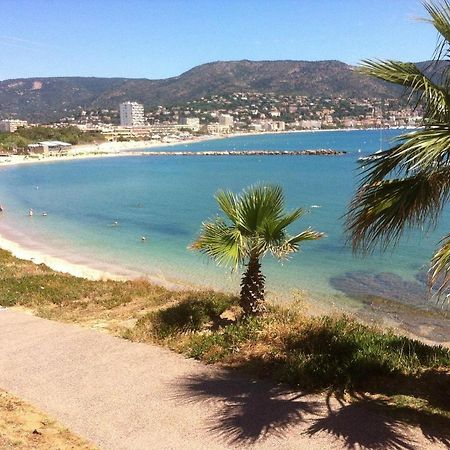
[240,256,266,315]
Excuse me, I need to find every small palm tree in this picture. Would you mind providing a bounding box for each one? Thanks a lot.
[191,185,324,315]
[346,1,450,304]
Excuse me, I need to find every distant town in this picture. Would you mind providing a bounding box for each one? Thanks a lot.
[0,93,423,153]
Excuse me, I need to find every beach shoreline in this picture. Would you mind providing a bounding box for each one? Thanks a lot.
[0,134,225,168]
[0,126,412,168]
[0,227,193,291]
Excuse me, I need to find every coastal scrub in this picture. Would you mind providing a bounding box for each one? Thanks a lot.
[0,248,448,426]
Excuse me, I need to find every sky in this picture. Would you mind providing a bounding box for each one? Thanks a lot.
[0,0,441,80]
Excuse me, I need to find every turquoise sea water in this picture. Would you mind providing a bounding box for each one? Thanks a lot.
[0,129,448,311]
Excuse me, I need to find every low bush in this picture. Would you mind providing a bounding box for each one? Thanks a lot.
[133,292,238,340]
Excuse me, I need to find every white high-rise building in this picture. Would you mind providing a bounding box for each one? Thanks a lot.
[119,102,145,127]
[218,114,234,127]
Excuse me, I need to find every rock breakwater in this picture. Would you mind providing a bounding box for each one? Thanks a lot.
[136,149,346,157]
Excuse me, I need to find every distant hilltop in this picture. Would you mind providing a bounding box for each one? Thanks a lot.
[0,59,409,122]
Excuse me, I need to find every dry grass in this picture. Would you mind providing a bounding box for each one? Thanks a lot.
[1,248,449,433]
[0,248,216,337]
[0,389,97,449]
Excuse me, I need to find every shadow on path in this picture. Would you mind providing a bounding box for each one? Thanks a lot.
[171,369,445,449]
[172,370,321,445]
[305,395,416,450]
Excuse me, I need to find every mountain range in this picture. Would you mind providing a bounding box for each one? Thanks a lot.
[0,60,403,122]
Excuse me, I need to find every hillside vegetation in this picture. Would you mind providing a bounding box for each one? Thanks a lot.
[0,60,401,122]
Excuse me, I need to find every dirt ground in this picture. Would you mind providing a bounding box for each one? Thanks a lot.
[0,389,96,450]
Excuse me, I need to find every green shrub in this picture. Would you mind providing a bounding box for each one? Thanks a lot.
[276,316,450,389]
[187,316,265,362]
[140,292,237,339]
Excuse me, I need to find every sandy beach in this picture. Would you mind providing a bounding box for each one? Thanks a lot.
[0,227,193,292]
[0,127,403,168]
[0,134,227,168]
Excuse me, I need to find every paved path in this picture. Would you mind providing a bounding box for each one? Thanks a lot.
[0,309,446,449]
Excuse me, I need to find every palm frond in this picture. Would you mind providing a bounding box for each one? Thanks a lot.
[358,59,450,121]
[191,184,323,270]
[430,233,450,305]
[273,228,325,259]
[360,126,450,183]
[190,219,243,270]
[236,184,284,233]
[215,190,239,223]
[393,125,450,171]
[260,207,305,242]
[423,1,450,62]
[347,168,450,252]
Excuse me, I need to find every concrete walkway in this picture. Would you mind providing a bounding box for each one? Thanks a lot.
[0,309,446,449]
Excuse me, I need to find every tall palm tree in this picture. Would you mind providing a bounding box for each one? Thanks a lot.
[191,185,324,315]
[346,1,450,305]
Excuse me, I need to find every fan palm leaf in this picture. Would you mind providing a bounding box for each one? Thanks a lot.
[347,0,450,302]
[192,184,324,314]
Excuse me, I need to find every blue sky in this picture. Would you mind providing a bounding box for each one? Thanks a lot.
[0,0,439,80]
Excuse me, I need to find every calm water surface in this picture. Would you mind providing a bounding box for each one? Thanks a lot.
[0,130,448,313]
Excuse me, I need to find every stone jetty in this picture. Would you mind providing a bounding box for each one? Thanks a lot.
[135,149,346,157]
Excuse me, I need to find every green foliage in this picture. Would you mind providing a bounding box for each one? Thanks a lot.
[0,125,103,151]
[136,292,237,339]
[275,316,449,389]
[192,184,323,271]
[133,291,450,393]
[191,184,324,314]
[187,316,264,362]
[348,1,450,301]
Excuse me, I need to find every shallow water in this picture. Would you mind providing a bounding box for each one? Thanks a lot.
[0,130,448,320]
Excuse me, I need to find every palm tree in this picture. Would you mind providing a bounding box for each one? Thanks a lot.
[346,1,450,305]
[191,185,324,315]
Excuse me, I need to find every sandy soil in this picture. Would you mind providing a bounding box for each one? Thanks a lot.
[0,388,96,449]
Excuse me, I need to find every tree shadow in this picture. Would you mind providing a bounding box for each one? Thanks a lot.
[171,369,444,448]
[305,394,417,450]
[172,369,322,445]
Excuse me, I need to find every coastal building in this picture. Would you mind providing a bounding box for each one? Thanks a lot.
[250,120,286,132]
[299,120,322,130]
[100,124,194,141]
[218,114,234,127]
[0,119,28,133]
[204,123,233,135]
[27,140,71,155]
[179,117,200,131]
[264,120,285,132]
[119,102,145,127]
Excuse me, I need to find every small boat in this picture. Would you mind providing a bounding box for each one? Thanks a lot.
[141,236,147,241]
[28,209,34,216]
[42,212,48,216]
[358,150,383,162]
